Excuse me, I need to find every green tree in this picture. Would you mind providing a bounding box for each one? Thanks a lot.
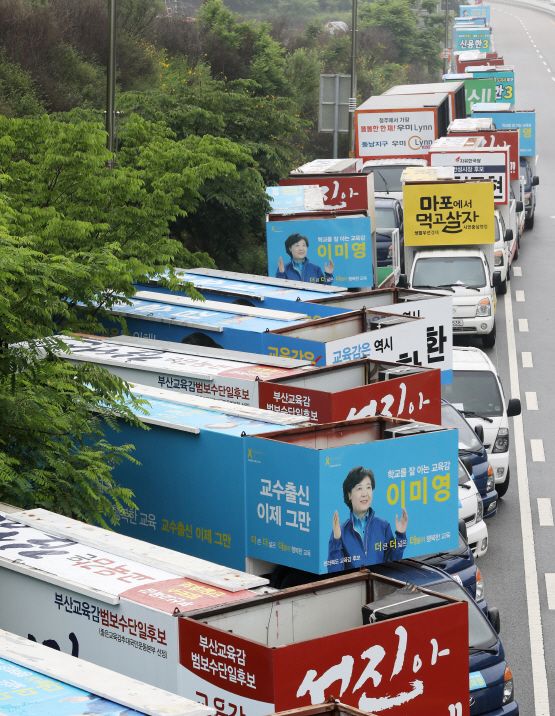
[0,112,261,523]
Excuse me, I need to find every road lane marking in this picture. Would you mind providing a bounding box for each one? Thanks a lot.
[526,392,539,411]
[546,575,555,609]
[523,352,534,367]
[504,290,551,714]
[531,440,546,462]
[519,318,529,332]
[538,499,554,527]
[514,266,522,276]
[516,290,526,301]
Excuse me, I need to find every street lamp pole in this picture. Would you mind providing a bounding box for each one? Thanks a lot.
[348,0,358,156]
[444,0,450,74]
[106,0,117,165]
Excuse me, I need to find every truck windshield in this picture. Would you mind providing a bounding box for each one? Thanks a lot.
[364,166,407,192]
[443,370,504,417]
[441,402,483,452]
[412,257,487,289]
[375,208,397,229]
[427,579,498,651]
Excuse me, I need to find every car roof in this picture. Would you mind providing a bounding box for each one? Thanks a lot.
[375,197,398,207]
[452,346,496,372]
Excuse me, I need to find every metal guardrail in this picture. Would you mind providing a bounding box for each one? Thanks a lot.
[491,0,555,18]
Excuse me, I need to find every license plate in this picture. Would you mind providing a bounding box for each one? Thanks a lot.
[452,319,464,327]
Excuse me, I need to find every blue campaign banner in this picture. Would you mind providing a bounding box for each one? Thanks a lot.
[0,657,142,715]
[471,108,535,155]
[267,216,373,289]
[267,185,307,213]
[460,5,491,21]
[454,28,491,52]
[470,70,515,104]
[245,428,459,574]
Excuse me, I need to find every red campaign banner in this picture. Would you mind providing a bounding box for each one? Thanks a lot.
[120,577,254,615]
[272,602,469,716]
[179,618,275,704]
[279,175,372,213]
[456,58,504,72]
[448,129,519,180]
[258,369,442,425]
[331,368,441,424]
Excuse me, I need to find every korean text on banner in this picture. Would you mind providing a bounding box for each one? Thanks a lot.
[267,216,373,289]
[356,111,436,158]
[403,182,495,246]
[245,428,459,574]
[471,110,535,156]
[430,151,508,204]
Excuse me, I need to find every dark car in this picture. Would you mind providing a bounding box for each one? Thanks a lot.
[442,399,498,519]
[519,158,539,229]
[375,196,404,271]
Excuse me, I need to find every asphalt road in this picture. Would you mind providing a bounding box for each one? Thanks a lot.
[455,4,555,713]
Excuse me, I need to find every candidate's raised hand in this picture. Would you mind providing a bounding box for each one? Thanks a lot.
[395,507,409,534]
[325,258,334,274]
[332,510,342,540]
[278,256,285,273]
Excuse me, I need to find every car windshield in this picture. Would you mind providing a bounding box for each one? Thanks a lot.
[459,460,472,486]
[364,165,407,192]
[427,579,498,650]
[494,219,500,243]
[413,257,487,289]
[375,208,397,229]
[443,370,504,417]
[441,402,483,452]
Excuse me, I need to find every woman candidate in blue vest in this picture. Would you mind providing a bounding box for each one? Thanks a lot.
[327,466,408,572]
[276,232,334,285]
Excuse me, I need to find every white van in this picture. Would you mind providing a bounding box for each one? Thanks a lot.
[459,457,488,558]
[442,346,521,497]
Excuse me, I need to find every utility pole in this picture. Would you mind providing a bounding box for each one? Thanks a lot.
[348,0,358,156]
[106,0,117,166]
[444,0,450,74]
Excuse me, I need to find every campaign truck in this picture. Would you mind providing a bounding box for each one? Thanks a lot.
[468,66,515,104]
[443,73,496,114]
[0,503,268,695]
[383,81,467,122]
[398,167,500,347]
[455,51,503,74]
[355,93,450,160]
[54,334,443,424]
[471,104,538,228]
[428,136,517,294]
[0,627,214,716]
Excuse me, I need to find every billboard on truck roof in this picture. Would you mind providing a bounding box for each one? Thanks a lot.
[403,181,495,245]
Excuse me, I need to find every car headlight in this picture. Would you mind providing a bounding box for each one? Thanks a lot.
[475,567,484,601]
[525,193,531,206]
[494,251,503,267]
[502,666,514,705]
[476,298,491,317]
[476,494,484,523]
[486,464,495,493]
[493,427,509,453]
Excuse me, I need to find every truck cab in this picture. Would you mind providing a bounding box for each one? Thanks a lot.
[362,158,428,204]
[519,157,539,229]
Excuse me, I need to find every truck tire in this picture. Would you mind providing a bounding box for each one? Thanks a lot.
[482,323,496,348]
[497,275,508,295]
[525,211,534,229]
[496,468,510,498]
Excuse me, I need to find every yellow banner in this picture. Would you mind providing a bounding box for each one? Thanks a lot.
[403,182,495,245]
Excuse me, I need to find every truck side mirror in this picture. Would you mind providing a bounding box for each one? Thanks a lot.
[461,455,473,475]
[516,200,523,213]
[398,274,409,288]
[492,272,501,288]
[504,229,513,243]
[532,176,539,186]
[507,398,521,417]
[474,424,484,442]
[488,607,501,634]
[458,518,468,542]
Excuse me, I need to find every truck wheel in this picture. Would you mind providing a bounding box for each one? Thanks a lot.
[525,212,534,229]
[482,323,496,348]
[497,276,508,295]
[496,468,510,498]
[514,235,520,260]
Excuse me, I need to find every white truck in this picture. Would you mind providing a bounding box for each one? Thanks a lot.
[362,158,428,204]
[399,167,503,348]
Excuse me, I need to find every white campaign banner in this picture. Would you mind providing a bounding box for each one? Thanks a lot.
[357,111,436,157]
